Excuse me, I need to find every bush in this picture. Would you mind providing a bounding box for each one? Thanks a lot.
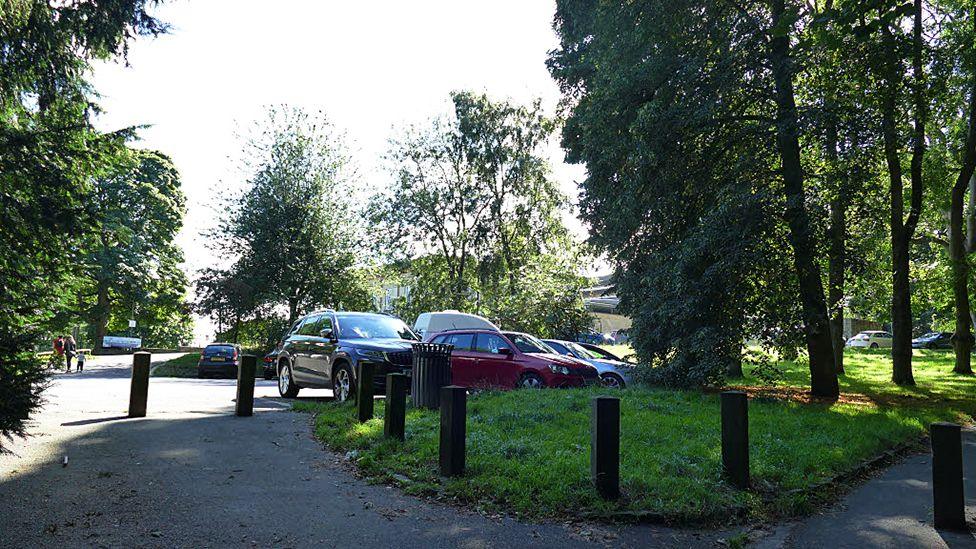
[0,334,50,453]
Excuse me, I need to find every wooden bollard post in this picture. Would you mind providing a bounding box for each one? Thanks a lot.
[384,373,409,440]
[128,352,151,418]
[591,396,620,500]
[356,362,375,422]
[439,385,466,476]
[931,422,966,530]
[721,391,749,489]
[236,355,256,417]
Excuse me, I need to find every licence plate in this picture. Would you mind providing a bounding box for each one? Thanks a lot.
[210,357,225,362]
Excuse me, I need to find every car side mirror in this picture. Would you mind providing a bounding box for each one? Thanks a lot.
[497,347,513,357]
[319,328,334,340]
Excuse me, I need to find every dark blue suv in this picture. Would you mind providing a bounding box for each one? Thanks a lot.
[275,311,419,401]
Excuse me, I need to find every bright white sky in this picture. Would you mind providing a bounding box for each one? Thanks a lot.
[90,0,592,343]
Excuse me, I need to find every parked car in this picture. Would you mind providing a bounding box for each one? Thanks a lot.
[275,310,420,401]
[610,329,630,344]
[846,330,893,349]
[543,339,634,388]
[197,343,242,378]
[413,310,499,339]
[912,331,953,349]
[577,328,615,345]
[262,348,279,379]
[577,342,637,364]
[425,329,598,389]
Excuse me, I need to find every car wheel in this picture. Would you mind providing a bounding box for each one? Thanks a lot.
[600,373,626,389]
[263,368,274,380]
[517,372,545,389]
[870,343,879,349]
[332,363,355,402]
[278,361,300,398]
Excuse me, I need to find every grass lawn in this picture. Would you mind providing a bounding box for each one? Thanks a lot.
[294,349,975,524]
[150,352,199,377]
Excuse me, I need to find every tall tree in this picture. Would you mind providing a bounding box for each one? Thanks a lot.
[204,106,368,326]
[549,0,838,395]
[0,0,166,451]
[84,149,188,350]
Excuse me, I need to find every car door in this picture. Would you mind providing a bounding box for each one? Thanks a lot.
[471,333,518,389]
[292,314,322,383]
[307,314,336,385]
[437,333,477,387]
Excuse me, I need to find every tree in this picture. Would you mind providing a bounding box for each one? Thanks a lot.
[371,92,591,337]
[549,0,839,394]
[83,149,189,350]
[203,106,369,328]
[0,0,166,451]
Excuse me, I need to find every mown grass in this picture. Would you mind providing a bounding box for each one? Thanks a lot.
[294,350,975,524]
[150,352,199,377]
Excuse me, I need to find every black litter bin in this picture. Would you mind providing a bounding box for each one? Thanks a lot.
[411,342,454,410]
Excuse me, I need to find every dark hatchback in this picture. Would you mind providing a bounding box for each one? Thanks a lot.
[912,332,953,349]
[197,343,242,378]
[275,311,420,401]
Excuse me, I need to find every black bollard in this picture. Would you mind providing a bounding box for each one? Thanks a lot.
[439,385,466,477]
[931,422,966,530]
[384,373,409,441]
[128,352,151,418]
[356,362,375,422]
[591,396,620,500]
[721,391,749,489]
[236,355,256,417]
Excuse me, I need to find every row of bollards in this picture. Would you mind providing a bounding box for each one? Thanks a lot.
[128,353,969,524]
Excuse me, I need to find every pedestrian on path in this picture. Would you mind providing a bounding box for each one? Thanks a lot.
[64,335,77,372]
[50,336,65,370]
[76,350,85,372]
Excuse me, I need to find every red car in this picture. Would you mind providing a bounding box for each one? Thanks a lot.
[425,329,598,389]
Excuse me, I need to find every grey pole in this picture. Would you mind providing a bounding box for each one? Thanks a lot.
[128,352,151,418]
[236,355,256,417]
[384,373,409,440]
[721,391,749,489]
[439,385,466,476]
[931,422,966,530]
[591,396,620,500]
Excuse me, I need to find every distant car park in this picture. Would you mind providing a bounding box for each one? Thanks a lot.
[577,328,615,345]
[912,331,953,349]
[846,331,893,349]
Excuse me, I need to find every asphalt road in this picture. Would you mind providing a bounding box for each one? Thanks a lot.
[0,353,728,548]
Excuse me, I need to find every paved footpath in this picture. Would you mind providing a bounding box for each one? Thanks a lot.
[0,353,729,548]
[777,428,976,549]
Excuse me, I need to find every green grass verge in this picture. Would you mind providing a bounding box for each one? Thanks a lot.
[150,352,200,377]
[295,351,974,524]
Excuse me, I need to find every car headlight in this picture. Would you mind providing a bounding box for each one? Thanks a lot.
[548,364,570,375]
[357,349,386,360]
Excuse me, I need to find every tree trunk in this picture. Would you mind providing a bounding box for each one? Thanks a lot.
[93,280,110,352]
[769,0,839,398]
[826,118,846,375]
[949,174,974,374]
[288,297,298,324]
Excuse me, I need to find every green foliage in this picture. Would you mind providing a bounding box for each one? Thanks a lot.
[199,106,371,344]
[371,92,591,336]
[0,0,166,452]
[296,350,970,523]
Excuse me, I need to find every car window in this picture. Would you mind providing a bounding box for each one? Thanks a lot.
[566,342,597,359]
[442,332,475,351]
[473,333,512,354]
[319,315,333,334]
[545,341,569,355]
[298,315,322,336]
[503,333,552,354]
[337,314,419,340]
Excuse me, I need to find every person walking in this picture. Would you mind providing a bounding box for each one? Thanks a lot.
[76,350,86,372]
[64,335,77,372]
[51,336,65,370]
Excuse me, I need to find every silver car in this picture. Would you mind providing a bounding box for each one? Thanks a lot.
[542,339,634,388]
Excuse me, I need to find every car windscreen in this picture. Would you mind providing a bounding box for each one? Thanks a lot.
[504,333,554,354]
[337,315,419,340]
[566,341,597,359]
[203,345,234,356]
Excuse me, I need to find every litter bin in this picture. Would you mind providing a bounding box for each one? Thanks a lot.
[411,342,454,410]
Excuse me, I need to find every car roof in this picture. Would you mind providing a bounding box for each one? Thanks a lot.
[206,342,237,347]
[434,328,500,335]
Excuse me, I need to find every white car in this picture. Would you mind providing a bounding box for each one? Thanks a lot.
[846,330,893,349]
[413,310,499,339]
